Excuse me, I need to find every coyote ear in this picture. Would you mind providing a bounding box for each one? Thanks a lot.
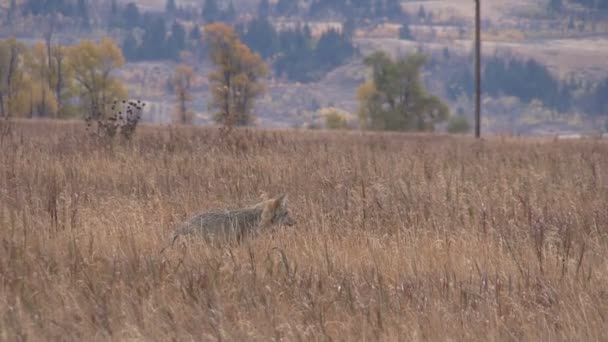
[265,195,282,211]
[276,194,288,207]
[259,191,269,201]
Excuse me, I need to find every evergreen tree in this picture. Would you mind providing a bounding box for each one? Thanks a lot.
[258,0,270,17]
[7,0,17,24]
[108,0,120,28]
[77,0,90,29]
[418,5,426,21]
[23,0,77,17]
[548,0,563,12]
[447,56,573,111]
[309,0,348,17]
[123,2,141,29]
[273,25,356,82]
[189,24,205,59]
[303,24,312,42]
[315,29,355,69]
[139,16,167,60]
[350,0,373,17]
[166,0,177,13]
[222,1,236,22]
[343,17,356,39]
[166,21,187,60]
[122,30,139,61]
[568,17,575,30]
[587,78,608,115]
[571,0,608,10]
[190,25,202,41]
[399,24,412,39]
[202,0,220,22]
[240,17,279,59]
[442,47,450,60]
[276,0,297,16]
[275,26,314,81]
[384,0,403,19]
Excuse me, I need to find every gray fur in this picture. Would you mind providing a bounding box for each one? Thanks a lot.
[161,194,295,252]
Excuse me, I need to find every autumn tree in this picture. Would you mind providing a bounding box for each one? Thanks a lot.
[357,51,449,131]
[32,18,73,117]
[204,23,268,126]
[173,64,194,124]
[0,38,29,118]
[0,38,73,118]
[68,38,127,119]
[24,42,58,117]
[0,37,125,120]
[50,45,72,116]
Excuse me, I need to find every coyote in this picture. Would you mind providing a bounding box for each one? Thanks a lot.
[161,194,295,252]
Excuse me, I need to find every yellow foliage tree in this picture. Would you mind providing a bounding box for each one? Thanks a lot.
[318,107,352,130]
[68,38,127,119]
[23,42,58,117]
[0,38,74,118]
[356,80,376,130]
[0,38,29,118]
[22,75,59,118]
[0,39,64,118]
[49,44,72,117]
[204,23,268,126]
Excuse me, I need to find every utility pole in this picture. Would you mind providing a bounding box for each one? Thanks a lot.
[474,0,481,138]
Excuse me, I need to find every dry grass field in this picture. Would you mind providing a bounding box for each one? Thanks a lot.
[1,120,608,341]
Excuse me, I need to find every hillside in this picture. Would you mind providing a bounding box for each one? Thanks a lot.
[114,0,608,134]
[1,0,607,134]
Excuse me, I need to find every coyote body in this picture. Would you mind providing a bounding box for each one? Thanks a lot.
[163,194,295,250]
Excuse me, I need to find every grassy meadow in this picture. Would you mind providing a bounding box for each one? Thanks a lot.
[1,120,607,341]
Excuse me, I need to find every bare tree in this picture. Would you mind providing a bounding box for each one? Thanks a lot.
[173,64,194,124]
[0,39,23,118]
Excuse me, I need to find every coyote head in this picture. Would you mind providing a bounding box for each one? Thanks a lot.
[260,194,296,227]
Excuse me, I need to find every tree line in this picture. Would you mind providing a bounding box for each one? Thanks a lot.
[9,0,91,29]
[0,0,452,132]
[121,17,189,61]
[445,55,608,116]
[0,37,125,119]
[303,0,402,19]
[238,18,356,82]
[0,28,269,130]
[547,0,608,20]
[1,30,449,134]
[570,0,608,10]
[10,0,359,83]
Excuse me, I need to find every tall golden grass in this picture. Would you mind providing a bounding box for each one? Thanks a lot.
[1,120,607,341]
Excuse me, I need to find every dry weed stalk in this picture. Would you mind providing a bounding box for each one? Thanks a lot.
[85,99,145,140]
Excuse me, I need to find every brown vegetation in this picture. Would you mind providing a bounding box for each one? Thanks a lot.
[1,121,607,340]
